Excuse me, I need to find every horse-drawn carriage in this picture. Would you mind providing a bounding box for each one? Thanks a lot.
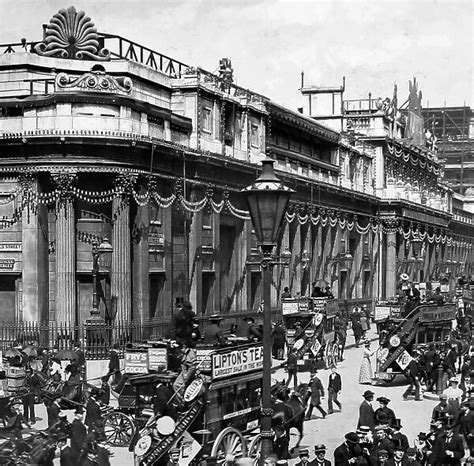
[282,297,341,371]
[375,303,471,383]
[132,341,307,465]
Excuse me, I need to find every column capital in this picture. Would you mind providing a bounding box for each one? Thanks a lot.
[51,171,78,204]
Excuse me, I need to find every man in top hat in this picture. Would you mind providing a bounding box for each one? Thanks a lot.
[57,431,74,466]
[390,419,409,452]
[429,416,465,465]
[334,432,360,466]
[358,390,375,430]
[273,424,289,461]
[309,444,331,466]
[295,448,310,466]
[374,397,397,428]
[203,314,224,346]
[387,439,405,466]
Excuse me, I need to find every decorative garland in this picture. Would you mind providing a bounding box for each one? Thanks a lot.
[387,141,440,176]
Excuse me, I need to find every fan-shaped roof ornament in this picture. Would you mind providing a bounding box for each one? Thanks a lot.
[35,6,110,61]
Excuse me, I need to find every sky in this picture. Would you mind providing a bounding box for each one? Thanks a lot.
[1,0,472,110]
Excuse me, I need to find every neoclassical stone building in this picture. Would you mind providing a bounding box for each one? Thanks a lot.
[0,7,471,330]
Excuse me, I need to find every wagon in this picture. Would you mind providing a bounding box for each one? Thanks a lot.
[133,341,266,465]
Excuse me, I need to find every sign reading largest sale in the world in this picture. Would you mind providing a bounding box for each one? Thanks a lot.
[212,345,263,379]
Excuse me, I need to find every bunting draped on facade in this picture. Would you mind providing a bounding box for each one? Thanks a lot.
[387,141,441,175]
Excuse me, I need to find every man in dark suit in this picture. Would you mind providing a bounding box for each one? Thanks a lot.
[334,432,360,466]
[203,315,224,346]
[309,444,331,466]
[295,448,310,465]
[429,417,465,465]
[358,390,375,430]
[46,396,61,429]
[402,353,421,401]
[390,419,409,452]
[328,365,342,414]
[85,392,102,430]
[70,409,87,456]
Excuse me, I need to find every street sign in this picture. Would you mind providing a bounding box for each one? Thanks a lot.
[395,350,412,370]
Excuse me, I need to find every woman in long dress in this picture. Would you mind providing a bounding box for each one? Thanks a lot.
[359,340,376,384]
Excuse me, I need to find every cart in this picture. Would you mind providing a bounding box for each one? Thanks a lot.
[283,297,341,371]
[133,341,265,465]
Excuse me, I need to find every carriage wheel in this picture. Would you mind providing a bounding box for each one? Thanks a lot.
[248,434,261,465]
[210,427,247,464]
[104,412,135,447]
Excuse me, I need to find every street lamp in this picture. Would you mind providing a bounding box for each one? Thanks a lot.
[242,159,293,463]
[86,238,113,349]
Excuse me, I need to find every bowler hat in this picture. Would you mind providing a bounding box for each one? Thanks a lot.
[314,444,327,453]
[363,390,374,398]
[209,314,223,321]
[345,432,359,444]
[299,449,309,457]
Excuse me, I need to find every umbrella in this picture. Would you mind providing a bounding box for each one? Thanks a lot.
[56,349,79,360]
[314,279,328,288]
[5,348,22,358]
[23,346,38,357]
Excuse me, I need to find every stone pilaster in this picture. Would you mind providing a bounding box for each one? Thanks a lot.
[111,197,131,321]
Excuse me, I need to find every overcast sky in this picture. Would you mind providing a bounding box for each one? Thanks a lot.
[1,0,472,110]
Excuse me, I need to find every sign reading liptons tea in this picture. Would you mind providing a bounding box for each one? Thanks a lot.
[212,345,263,379]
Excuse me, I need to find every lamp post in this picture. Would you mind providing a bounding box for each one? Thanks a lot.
[86,238,113,348]
[242,159,293,464]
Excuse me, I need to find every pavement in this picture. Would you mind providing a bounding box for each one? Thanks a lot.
[0,326,439,465]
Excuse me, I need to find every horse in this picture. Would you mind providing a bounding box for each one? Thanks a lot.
[271,383,308,453]
[40,376,97,410]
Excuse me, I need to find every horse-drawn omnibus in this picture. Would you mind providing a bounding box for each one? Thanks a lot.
[375,303,470,383]
[132,340,306,465]
[282,297,341,371]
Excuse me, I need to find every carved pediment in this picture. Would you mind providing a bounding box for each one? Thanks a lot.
[56,66,132,94]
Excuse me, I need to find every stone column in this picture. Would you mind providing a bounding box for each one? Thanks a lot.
[111,197,131,321]
[55,199,76,323]
[21,175,49,323]
[52,173,77,324]
[132,196,149,323]
[385,227,398,300]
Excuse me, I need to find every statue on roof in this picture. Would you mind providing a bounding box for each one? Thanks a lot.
[34,6,110,61]
[405,77,425,146]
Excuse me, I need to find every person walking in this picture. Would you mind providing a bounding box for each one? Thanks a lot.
[357,390,375,430]
[359,340,375,384]
[352,320,363,348]
[402,352,421,401]
[305,370,327,420]
[360,315,369,339]
[285,348,298,389]
[327,365,342,414]
[107,343,121,386]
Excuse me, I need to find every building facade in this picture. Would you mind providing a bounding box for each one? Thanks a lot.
[0,7,471,332]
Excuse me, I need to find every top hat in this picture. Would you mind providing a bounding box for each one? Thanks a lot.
[314,444,327,453]
[392,418,402,429]
[363,390,375,398]
[392,438,404,451]
[400,273,410,281]
[345,432,359,444]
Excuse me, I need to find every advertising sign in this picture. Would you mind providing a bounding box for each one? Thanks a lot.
[195,349,213,372]
[147,347,167,371]
[312,298,327,312]
[171,431,202,466]
[395,350,413,370]
[282,300,299,315]
[124,351,148,374]
[419,306,457,323]
[374,306,391,322]
[212,346,263,379]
